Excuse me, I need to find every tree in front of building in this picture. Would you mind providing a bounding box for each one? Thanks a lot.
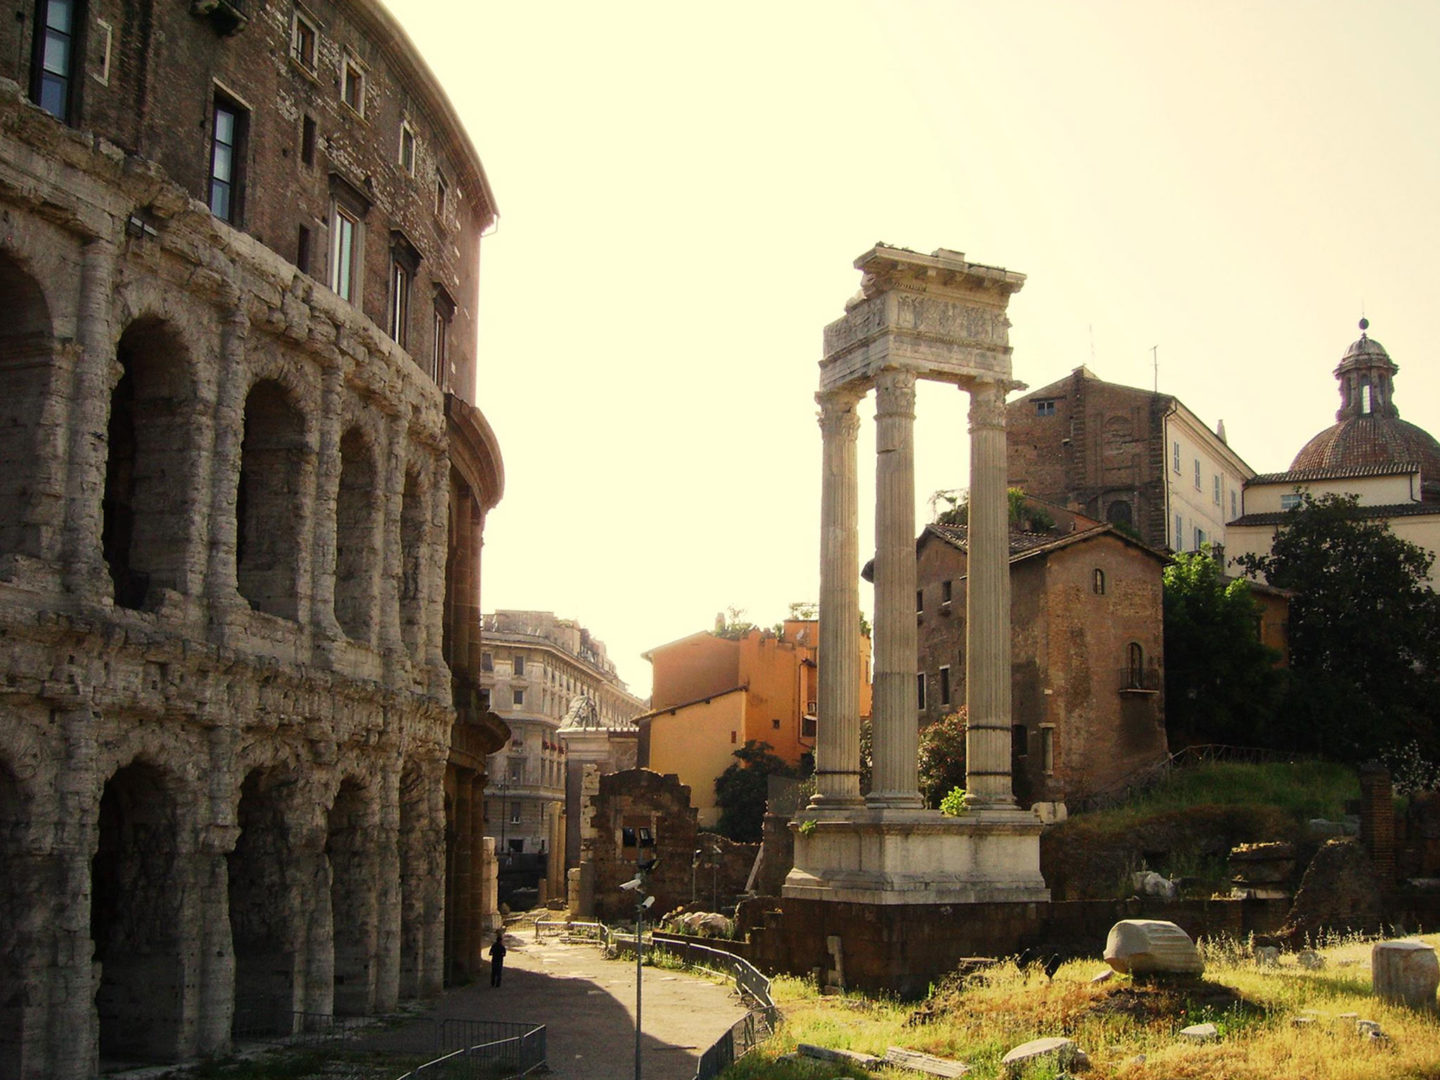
[1238,493,1440,761]
[714,741,803,842]
[918,707,968,808]
[1162,546,1283,749]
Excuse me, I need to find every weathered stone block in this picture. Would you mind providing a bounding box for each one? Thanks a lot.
[1104,919,1204,976]
[1371,940,1438,1010]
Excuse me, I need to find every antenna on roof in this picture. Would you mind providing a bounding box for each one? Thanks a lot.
[1151,345,1158,393]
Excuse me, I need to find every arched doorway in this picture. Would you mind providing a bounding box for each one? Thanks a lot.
[0,760,27,1077]
[228,768,297,1036]
[335,428,379,642]
[104,319,195,609]
[0,252,55,561]
[91,761,182,1065]
[236,380,306,619]
[326,779,376,1015]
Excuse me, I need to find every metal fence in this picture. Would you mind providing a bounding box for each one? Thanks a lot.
[644,937,780,1080]
[393,1023,546,1080]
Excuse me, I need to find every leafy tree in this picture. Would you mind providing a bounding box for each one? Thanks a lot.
[714,741,800,842]
[918,707,968,808]
[1162,547,1283,749]
[930,488,1054,532]
[1238,493,1440,759]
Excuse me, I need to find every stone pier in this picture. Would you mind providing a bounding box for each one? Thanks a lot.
[785,245,1048,906]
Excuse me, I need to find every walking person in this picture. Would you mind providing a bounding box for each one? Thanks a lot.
[489,929,507,987]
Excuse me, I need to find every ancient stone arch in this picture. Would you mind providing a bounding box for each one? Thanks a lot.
[326,776,380,1015]
[336,426,382,642]
[91,758,186,1065]
[0,250,58,563]
[104,317,201,608]
[237,379,309,620]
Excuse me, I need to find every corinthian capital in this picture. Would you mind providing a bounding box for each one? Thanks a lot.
[968,378,1008,430]
[816,388,863,440]
[874,368,917,419]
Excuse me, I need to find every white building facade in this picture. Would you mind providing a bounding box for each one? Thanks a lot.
[479,612,646,857]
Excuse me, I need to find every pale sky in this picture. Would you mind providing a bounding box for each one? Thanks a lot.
[387,0,1440,694]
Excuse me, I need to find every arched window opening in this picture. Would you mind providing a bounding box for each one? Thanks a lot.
[229,768,298,1037]
[1361,382,1373,415]
[1127,642,1144,688]
[327,779,376,1015]
[400,471,425,657]
[104,319,195,609]
[1093,568,1106,595]
[237,381,305,619]
[335,428,378,641]
[1105,500,1133,529]
[0,252,55,561]
[92,762,182,1065]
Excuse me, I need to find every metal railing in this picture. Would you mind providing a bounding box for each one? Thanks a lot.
[394,1023,546,1080]
[533,918,607,943]
[644,936,780,1080]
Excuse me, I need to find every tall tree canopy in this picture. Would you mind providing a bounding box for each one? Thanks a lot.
[1238,493,1440,760]
[1162,547,1282,748]
[713,741,801,842]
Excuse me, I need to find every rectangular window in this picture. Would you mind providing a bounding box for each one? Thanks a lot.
[388,259,410,346]
[296,225,311,274]
[1174,514,1183,551]
[291,9,317,71]
[1040,726,1055,774]
[209,94,247,223]
[939,665,951,706]
[916,672,926,711]
[1194,527,1206,551]
[1034,399,1056,416]
[1281,493,1302,511]
[435,172,448,216]
[478,688,490,711]
[509,807,521,825]
[328,205,359,300]
[301,115,316,167]
[1172,441,1180,473]
[1213,475,1222,504]
[941,580,952,605]
[32,0,80,123]
[512,688,524,708]
[513,654,525,676]
[342,56,365,115]
[1231,490,1238,519]
[1193,459,1202,490]
[431,300,450,386]
[916,588,924,614]
[481,651,493,671]
[399,121,416,174]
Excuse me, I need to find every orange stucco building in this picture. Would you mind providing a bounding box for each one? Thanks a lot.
[637,621,872,826]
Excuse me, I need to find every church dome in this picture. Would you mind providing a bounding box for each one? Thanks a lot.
[1289,320,1440,498]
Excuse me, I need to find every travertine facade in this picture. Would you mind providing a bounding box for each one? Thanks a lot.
[0,1,503,1075]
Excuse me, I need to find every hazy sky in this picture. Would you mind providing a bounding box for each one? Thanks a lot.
[387,0,1440,693]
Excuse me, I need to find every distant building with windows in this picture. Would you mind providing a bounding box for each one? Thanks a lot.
[1227,322,1440,584]
[637,620,873,827]
[479,611,646,871]
[1007,367,1255,554]
[0,1,505,1074]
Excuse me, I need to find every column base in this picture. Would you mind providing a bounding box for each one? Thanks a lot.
[783,807,1049,905]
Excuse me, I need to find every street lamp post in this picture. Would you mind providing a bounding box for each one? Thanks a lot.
[621,861,655,1080]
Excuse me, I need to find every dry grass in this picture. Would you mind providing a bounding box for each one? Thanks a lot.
[725,933,1440,1080]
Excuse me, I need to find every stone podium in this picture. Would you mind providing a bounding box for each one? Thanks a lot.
[784,245,1048,905]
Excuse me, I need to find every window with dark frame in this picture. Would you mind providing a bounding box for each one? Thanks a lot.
[296,225,311,274]
[435,172,448,216]
[31,0,82,123]
[939,665,951,706]
[301,114,316,167]
[208,93,247,223]
[291,9,317,70]
[329,205,359,300]
[512,687,524,707]
[1034,399,1056,416]
[399,122,416,174]
[917,671,926,710]
[388,232,420,349]
[431,289,454,387]
[941,579,952,605]
[342,56,364,114]
[1093,568,1105,595]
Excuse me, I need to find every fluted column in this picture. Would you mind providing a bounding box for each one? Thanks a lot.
[869,369,923,809]
[964,378,1016,806]
[810,389,864,808]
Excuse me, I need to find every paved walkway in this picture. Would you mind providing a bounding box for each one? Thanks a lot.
[426,930,752,1080]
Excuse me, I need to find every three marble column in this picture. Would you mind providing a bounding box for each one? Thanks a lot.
[810,371,1015,812]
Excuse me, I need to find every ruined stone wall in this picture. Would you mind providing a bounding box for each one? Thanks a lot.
[0,69,462,1078]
